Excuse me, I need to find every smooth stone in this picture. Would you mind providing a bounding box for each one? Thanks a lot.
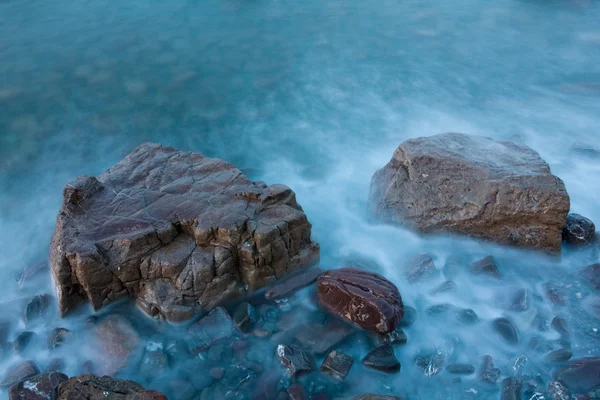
[0,360,40,388]
[446,363,475,375]
[362,345,401,373]
[426,303,452,316]
[45,358,66,373]
[9,372,68,400]
[546,348,573,363]
[399,306,417,327]
[492,318,519,345]
[48,328,71,350]
[553,357,600,393]
[276,344,316,376]
[471,256,501,279]
[294,319,356,355]
[209,367,225,380]
[317,268,404,334]
[287,383,309,400]
[13,331,37,354]
[480,355,501,384]
[578,263,600,290]
[187,307,235,354]
[501,378,522,400]
[93,315,140,376]
[265,267,324,300]
[406,254,437,283]
[551,316,570,337]
[563,213,595,245]
[321,350,354,380]
[456,309,479,324]
[430,280,456,295]
[233,302,259,333]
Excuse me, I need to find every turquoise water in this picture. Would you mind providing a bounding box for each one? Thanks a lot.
[1,0,600,398]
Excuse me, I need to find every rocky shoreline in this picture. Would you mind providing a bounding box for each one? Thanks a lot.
[1,136,599,399]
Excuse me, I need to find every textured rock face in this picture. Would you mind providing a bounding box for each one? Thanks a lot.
[369,133,570,252]
[50,143,319,321]
[317,268,403,334]
[57,374,167,400]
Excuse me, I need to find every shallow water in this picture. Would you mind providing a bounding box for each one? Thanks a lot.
[1,0,600,398]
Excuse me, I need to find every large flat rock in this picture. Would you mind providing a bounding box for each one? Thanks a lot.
[369,133,570,251]
[50,143,319,321]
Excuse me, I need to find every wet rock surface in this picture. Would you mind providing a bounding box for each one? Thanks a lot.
[9,372,69,400]
[317,268,403,333]
[187,307,235,354]
[57,374,167,399]
[50,143,319,321]
[276,344,316,376]
[362,345,401,372]
[492,317,519,344]
[553,357,600,393]
[579,263,600,290]
[369,133,570,251]
[563,213,596,246]
[501,377,522,400]
[293,318,357,354]
[1,360,40,388]
[480,355,501,384]
[471,256,500,278]
[93,315,140,376]
[406,254,437,282]
[265,267,323,300]
[320,350,354,380]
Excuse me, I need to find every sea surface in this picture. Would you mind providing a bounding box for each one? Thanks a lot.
[1,0,600,399]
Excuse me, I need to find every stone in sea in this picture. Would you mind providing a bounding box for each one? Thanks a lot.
[56,374,167,399]
[446,363,475,375]
[8,372,69,400]
[13,331,37,354]
[414,349,445,377]
[500,377,522,400]
[480,355,501,384]
[50,143,319,321]
[264,267,324,300]
[563,213,595,246]
[293,318,356,354]
[406,254,437,283]
[287,383,309,400]
[369,133,570,252]
[24,294,52,326]
[93,315,140,376]
[276,344,316,376]
[471,256,501,278]
[362,345,401,372]
[47,327,71,350]
[546,348,573,363]
[578,263,600,290]
[553,357,600,393]
[0,360,40,389]
[492,317,519,345]
[317,268,403,334]
[321,350,354,380]
[187,307,235,354]
[232,302,258,333]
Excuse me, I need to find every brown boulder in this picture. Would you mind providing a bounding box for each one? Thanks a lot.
[57,374,166,400]
[93,315,140,376]
[317,268,403,334]
[50,143,319,321]
[369,133,570,252]
[9,372,69,400]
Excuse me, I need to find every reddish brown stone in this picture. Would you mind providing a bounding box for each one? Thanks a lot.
[317,268,403,334]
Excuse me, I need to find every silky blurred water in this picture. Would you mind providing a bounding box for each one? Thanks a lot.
[1,0,600,398]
